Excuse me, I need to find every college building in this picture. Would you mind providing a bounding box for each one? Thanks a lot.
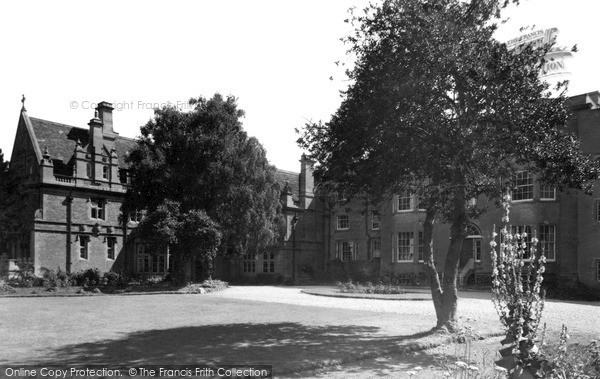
[2,93,600,289]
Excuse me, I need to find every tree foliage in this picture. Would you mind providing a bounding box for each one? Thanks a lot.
[298,0,600,329]
[0,149,18,252]
[126,94,284,281]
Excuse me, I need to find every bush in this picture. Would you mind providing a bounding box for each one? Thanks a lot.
[337,280,405,295]
[9,258,39,287]
[70,268,103,287]
[41,268,71,288]
[546,280,600,302]
[102,271,127,287]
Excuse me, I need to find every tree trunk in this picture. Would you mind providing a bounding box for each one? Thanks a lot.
[422,208,445,325]
[171,251,192,286]
[439,187,469,330]
[423,188,469,331]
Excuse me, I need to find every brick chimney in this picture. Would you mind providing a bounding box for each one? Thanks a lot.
[97,102,116,135]
[88,110,103,155]
[299,154,315,209]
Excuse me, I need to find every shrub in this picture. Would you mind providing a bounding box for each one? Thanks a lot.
[102,271,127,287]
[10,258,38,287]
[337,280,405,295]
[70,268,103,287]
[41,268,71,288]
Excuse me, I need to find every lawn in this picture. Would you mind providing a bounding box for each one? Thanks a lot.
[1,286,598,377]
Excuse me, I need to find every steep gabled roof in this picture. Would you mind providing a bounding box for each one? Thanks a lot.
[274,169,300,198]
[29,117,137,169]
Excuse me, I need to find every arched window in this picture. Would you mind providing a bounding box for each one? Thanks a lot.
[465,223,482,237]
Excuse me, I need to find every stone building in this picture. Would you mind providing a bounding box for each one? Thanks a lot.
[3,92,600,289]
[3,100,156,276]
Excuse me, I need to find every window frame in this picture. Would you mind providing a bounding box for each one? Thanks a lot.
[335,241,356,261]
[397,232,414,262]
[540,185,556,201]
[336,214,349,230]
[418,231,424,262]
[538,224,556,262]
[107,237,117,260]
[397,193,412,212]
[79,235,89,260]
[473,238,482,262]
[369,239,381,260]
[513,171,534,202]
[90,198,105,220]
[130,209,144,223]
[371,210,380,230]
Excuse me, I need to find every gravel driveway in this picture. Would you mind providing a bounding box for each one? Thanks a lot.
[216,286,600,342]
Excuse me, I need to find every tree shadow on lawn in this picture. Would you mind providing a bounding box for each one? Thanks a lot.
[36,323,441,374]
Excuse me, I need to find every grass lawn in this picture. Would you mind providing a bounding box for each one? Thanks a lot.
[1,286,598,377]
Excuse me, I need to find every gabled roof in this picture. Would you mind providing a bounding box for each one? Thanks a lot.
[29,117,136,168]
[274,169,300,198]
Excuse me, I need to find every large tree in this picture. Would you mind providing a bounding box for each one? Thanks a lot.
[0,149,18,254]
[298,0,600,330]
[126,94,284,283]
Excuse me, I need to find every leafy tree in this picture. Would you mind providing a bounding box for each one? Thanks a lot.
[298,0,600,330]
[137,200,221,283]
[126,94,283,283]
[0,149,18,253]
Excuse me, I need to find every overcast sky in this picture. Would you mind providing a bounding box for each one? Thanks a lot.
[1,0,599,172]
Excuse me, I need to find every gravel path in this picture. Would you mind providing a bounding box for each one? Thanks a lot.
[216,286,600,342]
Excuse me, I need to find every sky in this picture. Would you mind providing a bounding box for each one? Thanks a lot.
[1,0,599,172]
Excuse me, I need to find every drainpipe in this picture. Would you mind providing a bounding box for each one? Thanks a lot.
[66,193,73,273]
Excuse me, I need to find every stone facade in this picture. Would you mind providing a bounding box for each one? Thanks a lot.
[5,102,144,276]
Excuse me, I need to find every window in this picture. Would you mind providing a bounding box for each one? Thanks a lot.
[473,239,482,262]
[595,201,600,222]
[86,163,92,179]
[79,236,89,260]
[102,165,109,180]
[397,232,414,262]
[539,224,556,261]
[243,261,256,273]
[418,231,424,262]
[371,211,380,230]
[337,214,349,230]
[596,260,600,283]
[369,239,381,259]
[397,193,412,211]
[540,185,556,200]
[107,237,117,260]
[136,244,166,273]
[243,253,256,273]
[90,199,105,220]
[263,251,275,273]
[119,169,129,184]
[130,209,144,223]
[335,241,356,261]
[513,171,534,201]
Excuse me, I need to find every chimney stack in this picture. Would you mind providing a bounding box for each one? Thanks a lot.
[97,102,116,135]
[299,154,315,208]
